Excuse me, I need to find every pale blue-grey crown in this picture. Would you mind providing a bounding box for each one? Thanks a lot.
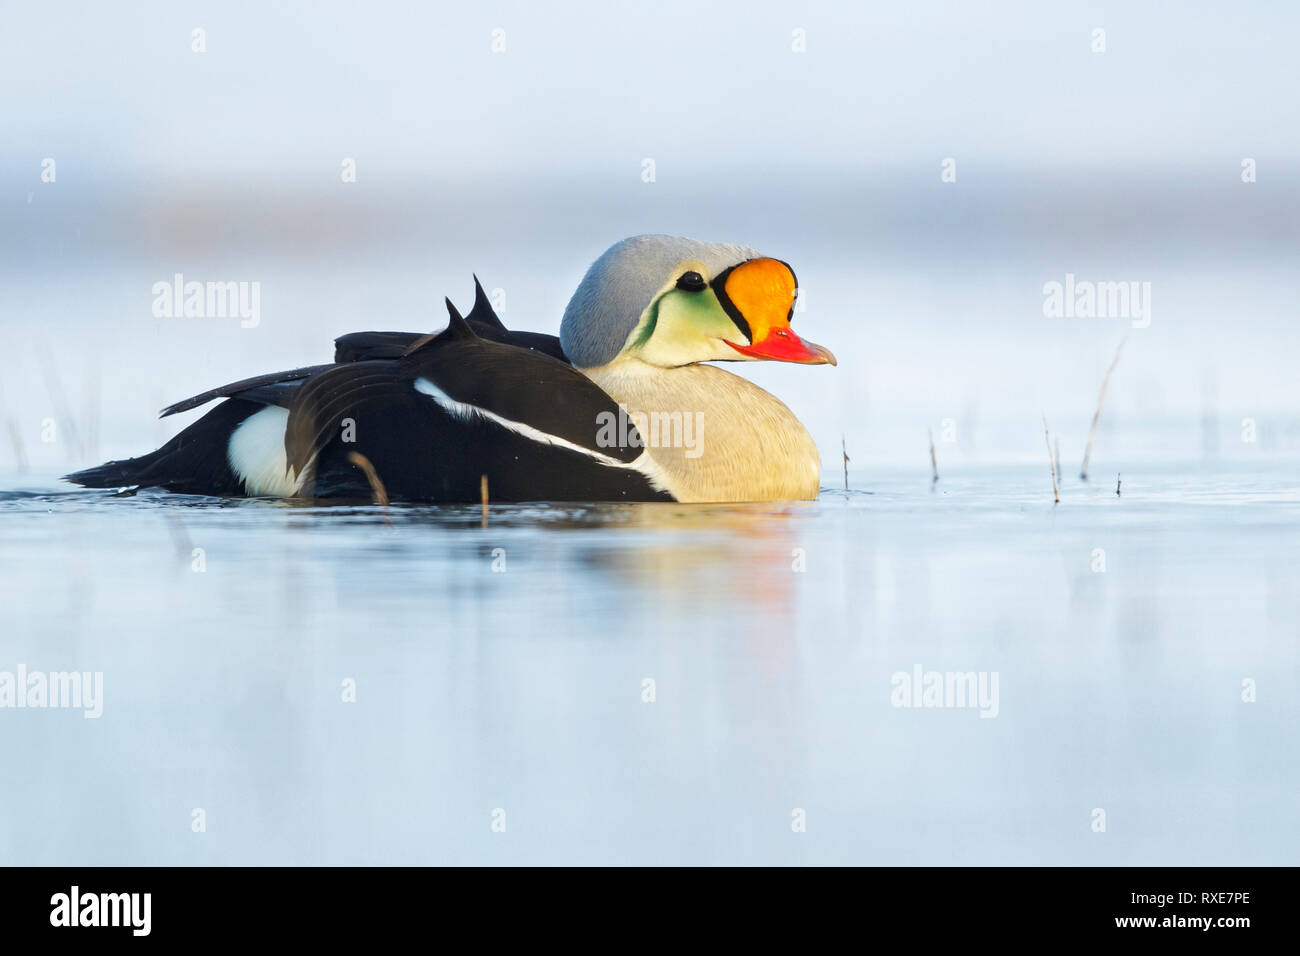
[560,235,759,368]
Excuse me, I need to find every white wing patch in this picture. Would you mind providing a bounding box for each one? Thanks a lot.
[227,406,306,497]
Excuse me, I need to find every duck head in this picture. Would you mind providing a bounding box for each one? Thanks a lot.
[560,235,837,370]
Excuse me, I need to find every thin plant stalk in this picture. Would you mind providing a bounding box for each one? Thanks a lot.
[1080,338,1127,480]
[1043,414,1059,504]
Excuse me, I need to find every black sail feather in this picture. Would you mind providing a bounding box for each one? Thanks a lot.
[466,275,507,331]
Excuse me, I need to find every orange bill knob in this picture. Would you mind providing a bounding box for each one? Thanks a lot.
[715,257,836,365]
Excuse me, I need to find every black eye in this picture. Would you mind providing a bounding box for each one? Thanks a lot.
[676,271,706,292]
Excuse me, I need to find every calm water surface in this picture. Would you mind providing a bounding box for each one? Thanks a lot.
[1,461,1295,864]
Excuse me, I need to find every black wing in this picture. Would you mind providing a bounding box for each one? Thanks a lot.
[286,302,666,502]
[159,364,333,418]
[331,331,424,363]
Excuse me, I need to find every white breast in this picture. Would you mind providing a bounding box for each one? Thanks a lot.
[580,360,822,502]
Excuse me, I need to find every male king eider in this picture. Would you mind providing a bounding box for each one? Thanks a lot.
[66,236,837,503]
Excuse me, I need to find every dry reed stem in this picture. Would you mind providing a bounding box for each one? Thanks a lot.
[1080,338,1127,480]
[1043,414,1059,504]
[842,435,850,491]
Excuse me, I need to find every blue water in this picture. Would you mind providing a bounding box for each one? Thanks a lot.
[1,461,1295,864]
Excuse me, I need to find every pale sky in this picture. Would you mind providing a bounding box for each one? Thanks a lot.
[3,1,1296,185]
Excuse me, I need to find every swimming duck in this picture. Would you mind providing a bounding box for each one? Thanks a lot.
[66,235,836,503]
